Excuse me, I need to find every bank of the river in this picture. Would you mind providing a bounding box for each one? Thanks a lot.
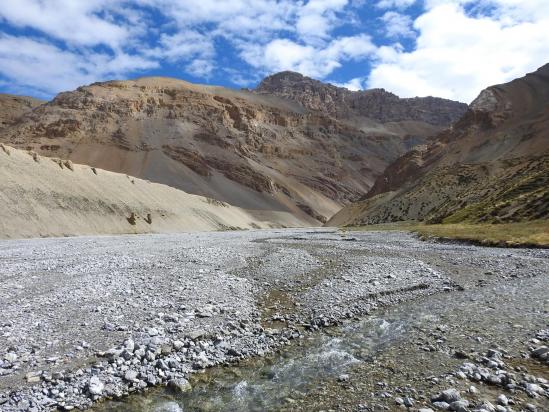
[96,274,549,412]
[344,220,549,248]
[0,229,547,411]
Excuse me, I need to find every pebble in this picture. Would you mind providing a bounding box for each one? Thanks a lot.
[87,376,104,396]
[449,400,469,412]
[337,374,350,382]
[432,388,461,403]
[1,230,547,411]
[168,378,192,393]
[124,370,138,382]
[496,394,508,406]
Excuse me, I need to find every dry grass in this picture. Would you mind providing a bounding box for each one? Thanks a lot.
[345,220,549,248]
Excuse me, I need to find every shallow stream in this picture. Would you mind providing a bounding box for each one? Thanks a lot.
[96,314,412,411]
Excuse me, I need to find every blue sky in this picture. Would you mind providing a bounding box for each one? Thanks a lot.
[0,0,548,102]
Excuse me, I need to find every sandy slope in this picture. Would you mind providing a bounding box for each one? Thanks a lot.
[0,145,312,239]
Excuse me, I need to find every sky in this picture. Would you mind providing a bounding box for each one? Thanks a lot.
[0,0,548,103]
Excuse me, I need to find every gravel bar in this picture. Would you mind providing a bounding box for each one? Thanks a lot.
[0,228,547,411]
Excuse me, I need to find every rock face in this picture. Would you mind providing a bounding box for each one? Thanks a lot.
[329,63,549,226]
[256,71,467,125]
[0,74,465,224]
[0,94,44,130]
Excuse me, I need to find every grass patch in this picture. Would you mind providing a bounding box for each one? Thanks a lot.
[343,220,549,248]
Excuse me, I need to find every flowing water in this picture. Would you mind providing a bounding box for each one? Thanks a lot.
[93,273,549,412]
[96,315,411,411]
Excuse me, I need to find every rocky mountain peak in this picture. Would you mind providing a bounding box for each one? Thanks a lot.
[256,71,467,126]
[258,70,308,86]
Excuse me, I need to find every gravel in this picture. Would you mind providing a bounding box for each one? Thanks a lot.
[0,228,547,411]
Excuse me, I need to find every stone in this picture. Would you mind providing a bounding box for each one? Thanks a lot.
[147,328,160,337]
[432,402,450,410]
[87,376,104,396]
[432,389,461,403]
[403,397,414,407]
[168,378,192,393]
[337,374,350,382]
[525,383,543,395]
[124,370,138,382]
[496,394,508,406]
[154,401,183,412]
[25,371,42,383]
[124,338,135,352]
[531,346,548,359]
[4,353,17,363]
[449,400,469,412]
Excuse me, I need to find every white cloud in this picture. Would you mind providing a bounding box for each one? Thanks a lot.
[240,34,375,78]
[380,11,415,37]
[137,0,299,41]
[296,0,349,42]
[0,0,376,95]
[368,1,549,102]
[147,30,216,76]
[0,0,547,102]
[377,0,416,10]
[0,0,135,48]
[330,77,365,90]
[0,34,157,96]
[185,59,215,78]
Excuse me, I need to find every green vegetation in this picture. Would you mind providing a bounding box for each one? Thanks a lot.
[344,220,549,248]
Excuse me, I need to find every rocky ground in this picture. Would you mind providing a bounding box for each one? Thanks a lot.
[292,257,549,412]
[0,229,547,411]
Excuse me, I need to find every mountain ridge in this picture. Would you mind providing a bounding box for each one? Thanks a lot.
[256,71,467,125]
[0,73,466,224]
[328,63,549,226]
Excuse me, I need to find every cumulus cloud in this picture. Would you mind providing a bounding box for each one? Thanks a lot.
[296,0,349,42]
[0,0,136,48]
[0,0,547,102]
[0,0,374,95]
[377,0,416,10]
[380,11,415,37]
[329,77,365,90]
[0,34,157,96]
[368,0,549,102]
[239,34,375,78]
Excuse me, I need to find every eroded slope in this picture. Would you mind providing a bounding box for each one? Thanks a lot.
[1,75,465,223]
[329,64,549,226]
[0,144,310,239]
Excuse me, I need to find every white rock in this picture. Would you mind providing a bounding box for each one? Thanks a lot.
[88,376,104,396]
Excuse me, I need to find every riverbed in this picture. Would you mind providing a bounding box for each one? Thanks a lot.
[1,229,547,410]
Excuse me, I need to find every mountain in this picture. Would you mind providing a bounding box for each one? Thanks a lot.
[0,144,307,239]
[0,74,466,224]
[257,71,466,126]
[328,64,549,227]
[0,94,44,130]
